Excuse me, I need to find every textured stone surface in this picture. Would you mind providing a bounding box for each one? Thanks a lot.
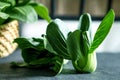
[0,49,120,80]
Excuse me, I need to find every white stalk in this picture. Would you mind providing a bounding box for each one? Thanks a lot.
[73,52,97,73]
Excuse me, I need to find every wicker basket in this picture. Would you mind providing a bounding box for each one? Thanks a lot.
[0,20,19,58]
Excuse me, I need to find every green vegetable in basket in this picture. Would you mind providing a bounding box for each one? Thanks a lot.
[0,0,51,25]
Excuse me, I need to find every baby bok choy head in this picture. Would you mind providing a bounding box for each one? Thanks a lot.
[67,9,115,73]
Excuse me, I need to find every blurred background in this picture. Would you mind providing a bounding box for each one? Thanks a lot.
[21,0,120,53]
[34,0,120,20]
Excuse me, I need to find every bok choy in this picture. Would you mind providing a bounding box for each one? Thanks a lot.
[46,9,115,73]
[67,9,115,73]
[12,38,64,75]
[12,9,115,75]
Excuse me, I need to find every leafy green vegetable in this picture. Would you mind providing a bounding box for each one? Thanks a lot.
[30,3,52,23]
[67,30,97,73]
[12,38,64,75]
[8,5,38,23]
[67,9,115,73]
[0,0,51,24]
[11,9,115,75]
[46,19,70,59]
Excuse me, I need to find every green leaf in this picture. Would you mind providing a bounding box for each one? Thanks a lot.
[67,31,91,60]
[78,13,92,31]
[89,9,115,54]
[14,38,45,51]
[0,1,10,11]
[81,31,91,56]
[67,30,87,69]
[0,12,9,24]
[14,38,36,50]
[1,0,16,7]
[7,0,16,6]
[52,56,64,75]
[11,62,28,68]
[78,13,93,41]
[15,0,30,6]
[67,30,82,61]
[53,19,70,39]
[29,57,52,65]
[46,19,70,59]
[32,38,44,50]
[44,36,58,55]
[8,5,38,23]
[21,48,42,63]
[30,3,51,23]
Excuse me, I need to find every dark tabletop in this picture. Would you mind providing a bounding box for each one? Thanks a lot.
[0,49,120,80]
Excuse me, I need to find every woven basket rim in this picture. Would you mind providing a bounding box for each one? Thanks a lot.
[0,20,18,28]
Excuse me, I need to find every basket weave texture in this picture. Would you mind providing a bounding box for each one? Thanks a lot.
[0,20,19,58]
